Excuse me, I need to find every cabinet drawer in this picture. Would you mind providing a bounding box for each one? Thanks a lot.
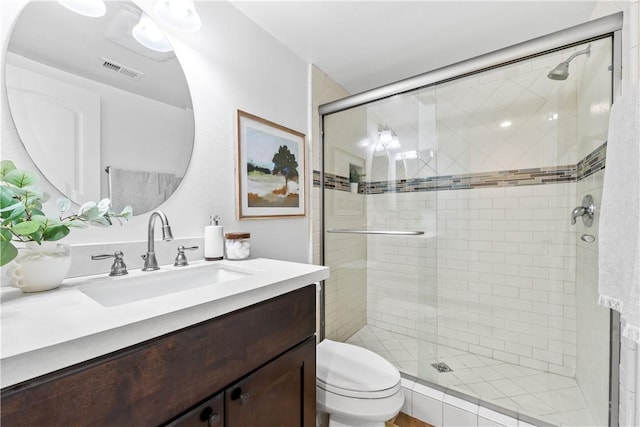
[1,285,316,426]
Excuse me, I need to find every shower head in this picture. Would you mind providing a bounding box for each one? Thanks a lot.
[547,61,570,80]
[547,44,591,81]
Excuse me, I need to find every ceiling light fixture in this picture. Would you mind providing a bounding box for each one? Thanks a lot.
[500,120,512,128]
[377,125,400,151]
[132,13,174,53]
[57,0,106,17]
[154,0,202,32]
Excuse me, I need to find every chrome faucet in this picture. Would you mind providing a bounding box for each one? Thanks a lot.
[142,210,174,271]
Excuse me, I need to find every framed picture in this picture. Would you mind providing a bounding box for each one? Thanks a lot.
[236,110,306,219]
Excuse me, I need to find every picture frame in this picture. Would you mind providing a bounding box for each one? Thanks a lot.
[236,110,306,219]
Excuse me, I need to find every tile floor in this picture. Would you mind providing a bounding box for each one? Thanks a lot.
[346,325,598,427]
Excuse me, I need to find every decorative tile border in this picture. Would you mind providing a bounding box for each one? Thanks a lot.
[577,142,606,180]
[316,142,606,193]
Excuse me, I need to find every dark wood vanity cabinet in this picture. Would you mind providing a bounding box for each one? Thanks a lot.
[1,285,317,427]
[167,337,315,427]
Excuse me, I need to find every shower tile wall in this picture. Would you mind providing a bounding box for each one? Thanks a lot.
[435,183,578,376]
[434,49,578,175]
[365,192,437,342]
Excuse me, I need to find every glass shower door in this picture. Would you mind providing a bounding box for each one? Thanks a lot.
[321,33,615,427]
[322,88,438,381]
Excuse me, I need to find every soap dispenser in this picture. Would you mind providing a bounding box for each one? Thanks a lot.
[204,215,224,261]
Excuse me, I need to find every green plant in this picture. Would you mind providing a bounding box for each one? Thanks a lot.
[349,166,364,183]
[0,160,132,266]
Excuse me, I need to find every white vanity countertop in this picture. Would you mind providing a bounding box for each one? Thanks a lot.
[0,258,329,389]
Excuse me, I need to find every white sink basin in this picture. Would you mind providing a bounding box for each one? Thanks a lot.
[79,263,251,307]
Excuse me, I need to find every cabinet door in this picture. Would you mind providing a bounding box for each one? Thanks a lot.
[164,393,224,427]
[226,337,316,427]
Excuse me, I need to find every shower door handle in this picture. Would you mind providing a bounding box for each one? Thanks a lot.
[327,229,425,235]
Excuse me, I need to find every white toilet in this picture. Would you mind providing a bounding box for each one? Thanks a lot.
[316,339,404,427]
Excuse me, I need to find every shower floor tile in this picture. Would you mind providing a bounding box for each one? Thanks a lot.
[346,325,596,427]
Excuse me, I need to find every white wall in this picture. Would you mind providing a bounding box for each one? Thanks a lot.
[1,0,311,273]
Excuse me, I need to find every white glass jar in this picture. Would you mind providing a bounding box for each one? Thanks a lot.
[224,232,251,260]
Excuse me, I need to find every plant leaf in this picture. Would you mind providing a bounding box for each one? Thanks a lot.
[11,220,41,236]
[28,229,43,243]
[78,201,100,219]
[12,187,43,200]
[120,205,133,220]
[87,216,111,227]
[0,161,17,180]
[0,241,18,266]
[0,186,16,208]
[4,169,38,188]
[97,198,111,216]
[65,220,88,229]
[0,201,22,213]
[56,198,71,214]
[0,228,12,241]
[43,225,70,241]
[32,215,63,227]
[3,203,26,223]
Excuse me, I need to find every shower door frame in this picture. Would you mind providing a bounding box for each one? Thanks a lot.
[319,12,623,426]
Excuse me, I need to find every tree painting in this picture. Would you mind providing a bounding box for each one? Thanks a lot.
[245,127,300,208]
[272,145,298,189]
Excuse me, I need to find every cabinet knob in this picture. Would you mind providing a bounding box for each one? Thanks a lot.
[199,407,220,426]
[230,387,250,404]
[207,413,220,427]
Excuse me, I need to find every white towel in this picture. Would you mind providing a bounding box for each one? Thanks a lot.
[598,81,640,344]
[108,167,165,215]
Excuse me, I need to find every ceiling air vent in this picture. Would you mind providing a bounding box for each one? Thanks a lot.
[100,58,144,80]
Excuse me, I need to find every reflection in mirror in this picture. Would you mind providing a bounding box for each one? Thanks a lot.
[5,1,195,216]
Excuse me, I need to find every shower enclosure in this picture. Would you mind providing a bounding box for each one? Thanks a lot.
[320,15,621,427]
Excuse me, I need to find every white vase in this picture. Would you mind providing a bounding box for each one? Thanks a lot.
[350,182,359,193]
[8,242,72,293]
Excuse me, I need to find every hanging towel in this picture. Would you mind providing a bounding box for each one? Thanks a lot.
[108,167,165,215]
[598,81,640,344]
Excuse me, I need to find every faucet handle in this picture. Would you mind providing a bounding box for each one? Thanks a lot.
[92,251,128,276]
[174,245,199,267]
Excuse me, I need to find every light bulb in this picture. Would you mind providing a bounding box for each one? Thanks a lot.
[132,13,173,53]
[379,130,393,144]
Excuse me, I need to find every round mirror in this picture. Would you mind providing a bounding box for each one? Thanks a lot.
[5,0,194,216]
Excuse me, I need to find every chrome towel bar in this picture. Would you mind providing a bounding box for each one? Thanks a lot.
[326,229,424,236]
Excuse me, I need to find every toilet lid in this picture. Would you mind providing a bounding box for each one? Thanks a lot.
[317,339,401,396]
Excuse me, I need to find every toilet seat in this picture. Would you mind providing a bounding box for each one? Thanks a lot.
[317,340,401,399]
[317,378,401,399]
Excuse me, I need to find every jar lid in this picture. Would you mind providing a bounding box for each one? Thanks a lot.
[225,232,250,239]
